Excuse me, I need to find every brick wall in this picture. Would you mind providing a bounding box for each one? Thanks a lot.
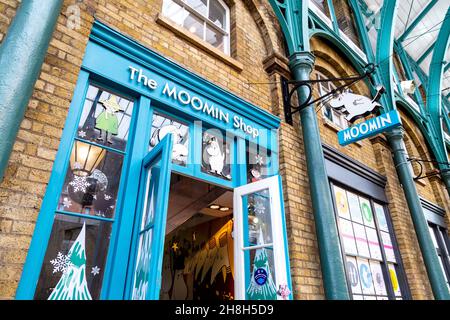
[0,0,287,299]
[0,0,448,301]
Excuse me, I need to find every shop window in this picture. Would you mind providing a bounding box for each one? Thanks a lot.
[201,129,232,180]
[331,184,407,300]
[246,143,272,184]
[317,72,348,129]
[150,112,189,166]
[34,84,134,300]
[428,223,450,289]
[162,0,230,54]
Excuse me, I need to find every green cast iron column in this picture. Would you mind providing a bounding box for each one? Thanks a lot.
[0,0,64,181]
[441,171,450,199]
[386,127,450,300]
[289,52,350,300]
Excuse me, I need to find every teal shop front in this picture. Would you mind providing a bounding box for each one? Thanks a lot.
[16,21,292,300]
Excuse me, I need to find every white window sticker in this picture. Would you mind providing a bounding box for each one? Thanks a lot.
[340,218,358,255]
[353,223,370,258]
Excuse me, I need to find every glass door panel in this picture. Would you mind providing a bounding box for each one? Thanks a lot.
[233,175,290,300]
[128,134,173,300]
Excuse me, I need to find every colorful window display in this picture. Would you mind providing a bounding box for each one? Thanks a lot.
[18,22,286,301]
[332,184,406,300]
[34,85,132,300]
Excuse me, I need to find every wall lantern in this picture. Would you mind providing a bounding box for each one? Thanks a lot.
[68,141,108,206]
[70,141,106,176]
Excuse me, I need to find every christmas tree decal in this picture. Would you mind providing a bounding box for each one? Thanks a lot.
[48,223,92,300]
[246,229,277,300]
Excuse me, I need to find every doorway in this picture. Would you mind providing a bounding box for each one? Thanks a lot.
[160,173,234,301]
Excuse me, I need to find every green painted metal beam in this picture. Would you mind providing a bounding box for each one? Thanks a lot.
[394,42,427,115]
[349,0,376,63]
[427,6,450,196]
[375,0,399,113]
[386,128,450,300]
[398,0,438,43]
[289,52,349,300]
[416,42,435,66]
[376,0,450,300]
[326,0,340,34]
[269,0,350,300]
[268,0,310,53]
[0,0,64,182]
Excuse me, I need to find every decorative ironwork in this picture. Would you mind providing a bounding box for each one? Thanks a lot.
[282,63,377,125]
[407,157,450,181]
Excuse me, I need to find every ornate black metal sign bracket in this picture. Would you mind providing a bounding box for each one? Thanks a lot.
[282,63,376,125]
[408,157,450,181]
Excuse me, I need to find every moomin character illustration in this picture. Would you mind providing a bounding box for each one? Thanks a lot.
[329,86,385,122]
[203,135,226,176]
[150,124,188,164]
[95,96,124,144]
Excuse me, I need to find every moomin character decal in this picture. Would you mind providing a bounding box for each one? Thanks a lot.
[329,86,385,122]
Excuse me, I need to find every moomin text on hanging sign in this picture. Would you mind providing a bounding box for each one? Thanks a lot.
[338,110,401,146]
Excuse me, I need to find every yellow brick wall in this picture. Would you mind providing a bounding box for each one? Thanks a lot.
[0,0,287,299]
[0,0,448,301]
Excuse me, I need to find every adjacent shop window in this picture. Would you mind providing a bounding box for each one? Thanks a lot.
[34,84,134,300]
[332,184,406,300]
[162,0,230,54]
[150,111,189,166]
[317,72,348,129]
[428,223,450,289]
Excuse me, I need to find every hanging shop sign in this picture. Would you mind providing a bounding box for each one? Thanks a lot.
[337,110,401,146]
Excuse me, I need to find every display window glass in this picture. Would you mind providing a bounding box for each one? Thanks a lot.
[331,184,407,300]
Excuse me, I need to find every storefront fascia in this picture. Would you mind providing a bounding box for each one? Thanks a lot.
[16,21,293,300]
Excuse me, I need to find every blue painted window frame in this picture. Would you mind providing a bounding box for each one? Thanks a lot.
[17,20,286,300]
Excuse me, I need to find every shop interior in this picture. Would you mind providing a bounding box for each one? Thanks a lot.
[160,173,234,301]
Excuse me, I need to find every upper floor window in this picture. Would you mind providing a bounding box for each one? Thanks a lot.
[162,0,230,54]
[317,72,349,129]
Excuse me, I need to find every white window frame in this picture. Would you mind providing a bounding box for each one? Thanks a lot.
[162,0,231,55]
[233,175,289,300]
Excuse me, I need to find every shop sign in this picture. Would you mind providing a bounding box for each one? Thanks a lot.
[338,110,401,146]
[129,66,260,138]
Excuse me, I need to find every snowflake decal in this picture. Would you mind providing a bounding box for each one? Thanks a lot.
[91,266,101,276]
[104,194,112,201]
[253,200,266,216]
[78,130,87,138]
[255,154,264,166]
[62,197,72,208]
[69,176,91,193]
[50,252,72,274]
